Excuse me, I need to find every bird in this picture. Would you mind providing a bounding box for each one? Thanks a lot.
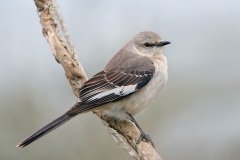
[17,31,170,148]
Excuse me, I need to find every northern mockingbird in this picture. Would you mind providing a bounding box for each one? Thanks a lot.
[17,31,170,148]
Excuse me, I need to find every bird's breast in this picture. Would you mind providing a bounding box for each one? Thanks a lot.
[101,55,168,119]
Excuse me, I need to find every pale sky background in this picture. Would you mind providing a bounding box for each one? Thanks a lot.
[0,0,240,160]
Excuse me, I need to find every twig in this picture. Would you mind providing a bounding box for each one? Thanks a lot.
[53,0,77,57]
[33,0,162,159]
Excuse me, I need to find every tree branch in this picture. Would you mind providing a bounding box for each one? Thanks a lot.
[34,0,162,159]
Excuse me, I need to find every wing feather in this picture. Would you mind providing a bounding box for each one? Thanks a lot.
[67,53,155,116]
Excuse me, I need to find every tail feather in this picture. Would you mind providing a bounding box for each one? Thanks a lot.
[16,114,73,148]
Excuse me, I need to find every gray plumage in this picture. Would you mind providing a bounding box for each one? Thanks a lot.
[17,31,170,148]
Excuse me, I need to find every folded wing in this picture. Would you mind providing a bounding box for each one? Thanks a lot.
[67,52,155,115]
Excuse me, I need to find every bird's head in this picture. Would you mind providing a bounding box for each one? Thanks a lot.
[129,31,170,57]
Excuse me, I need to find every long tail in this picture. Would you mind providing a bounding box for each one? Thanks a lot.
[16,113,74,148]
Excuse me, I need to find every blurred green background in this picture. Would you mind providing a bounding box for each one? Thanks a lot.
[1,0,240,160]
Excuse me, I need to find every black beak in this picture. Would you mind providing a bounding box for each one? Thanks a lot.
[157,41,171,47]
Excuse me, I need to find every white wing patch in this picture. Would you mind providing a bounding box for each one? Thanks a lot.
[87,84,138,102]
[121,84,138,95]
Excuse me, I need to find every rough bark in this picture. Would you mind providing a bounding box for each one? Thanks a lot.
[33,0,162,159]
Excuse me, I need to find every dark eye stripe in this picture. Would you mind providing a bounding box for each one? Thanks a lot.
[144,42,155,47]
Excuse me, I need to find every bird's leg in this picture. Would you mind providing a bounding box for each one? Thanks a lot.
[127,112,155,148]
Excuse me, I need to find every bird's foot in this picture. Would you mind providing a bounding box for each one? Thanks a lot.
[136,131,155,148]
[126,112,155,148]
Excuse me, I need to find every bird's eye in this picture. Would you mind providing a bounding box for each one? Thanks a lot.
[144,42,150,47]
